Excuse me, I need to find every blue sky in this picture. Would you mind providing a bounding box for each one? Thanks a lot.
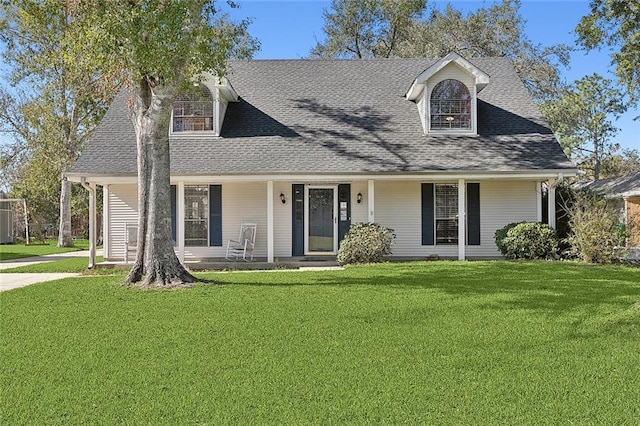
[226,0,639,151]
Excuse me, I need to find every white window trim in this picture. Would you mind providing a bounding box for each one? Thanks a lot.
[183,184,210,248]
[425,80,477,136]
[434,182,459,246]
[170,85,219,137]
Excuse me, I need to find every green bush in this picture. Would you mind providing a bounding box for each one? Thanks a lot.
[337,223,395,265]
[567,191,626,264]
[494,222,522,255]
[495,222,558,260]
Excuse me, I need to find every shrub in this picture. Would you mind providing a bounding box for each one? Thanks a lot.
[495,222,558,260]
[567,191,626,264]
[337,223,395,265]
[494,222,522,255]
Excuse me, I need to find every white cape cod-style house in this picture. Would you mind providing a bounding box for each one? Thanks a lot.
[68,52,577,264]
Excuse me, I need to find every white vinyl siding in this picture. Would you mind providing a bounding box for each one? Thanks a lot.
[375,181,457,257]
[350,181,369,224]
[273,182,292,258]
[375,180,539,258]
[106,184,138,261]
[466,180,538,258]
[183,182,267,259]
[104,179,540,261]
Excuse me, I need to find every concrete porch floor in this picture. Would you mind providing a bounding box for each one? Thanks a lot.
[99,256,341,271]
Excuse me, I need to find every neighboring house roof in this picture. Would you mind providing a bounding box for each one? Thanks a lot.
[578,173,640,198]
[71,57,574,177]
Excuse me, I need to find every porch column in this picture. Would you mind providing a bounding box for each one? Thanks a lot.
[458,179,466,260]
[88,183,97,268]
[624,197,629,246]
[547,178,556,229]
[177,182,185,262]
[103,185,110,259]
[368,179,375,223]
[80,178,97,269]
[536,181,543,222]
[267,180,274,263]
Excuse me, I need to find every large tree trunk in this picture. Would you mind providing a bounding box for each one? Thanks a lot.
[57,177,73,247]
[124,78,197,287]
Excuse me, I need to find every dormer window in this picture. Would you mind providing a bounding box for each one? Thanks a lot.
[172,85,214,132]
[430,79,471,130]
[170,76,239,137]
[405,52,490,136]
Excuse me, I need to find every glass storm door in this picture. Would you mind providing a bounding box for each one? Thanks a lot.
[306,187,337,254]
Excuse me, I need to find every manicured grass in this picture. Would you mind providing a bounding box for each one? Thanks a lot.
[0,239,92,261]
[2,261,639,424]
[0,256,105,273]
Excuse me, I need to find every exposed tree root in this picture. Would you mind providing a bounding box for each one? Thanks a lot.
[124,258,202,289]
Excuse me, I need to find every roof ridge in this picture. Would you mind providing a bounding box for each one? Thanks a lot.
[228,56,511,63]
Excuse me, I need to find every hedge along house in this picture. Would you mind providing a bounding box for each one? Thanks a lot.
[67,52,577,265]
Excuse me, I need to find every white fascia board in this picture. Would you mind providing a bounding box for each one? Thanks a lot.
[67,169,578,186]
[202,72,238,102]
[217,76,239,102]
[405,51,490,100]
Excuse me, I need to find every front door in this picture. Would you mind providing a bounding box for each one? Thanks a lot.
[305,186,338,254]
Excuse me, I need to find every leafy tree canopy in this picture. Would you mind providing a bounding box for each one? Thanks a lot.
[66,0,259,286]
[311,0,426,59]
[539,73,626,180]
[0,0,120,245]
[311,0,569,101]
[576,0,640,104]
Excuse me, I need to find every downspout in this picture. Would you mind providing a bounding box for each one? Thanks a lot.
[80,177,96,269]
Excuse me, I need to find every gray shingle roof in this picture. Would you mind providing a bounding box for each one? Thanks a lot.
[579,172,640,197]
[71,57,574,176]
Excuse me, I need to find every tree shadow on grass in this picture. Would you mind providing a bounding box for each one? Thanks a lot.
[201,262,640,323]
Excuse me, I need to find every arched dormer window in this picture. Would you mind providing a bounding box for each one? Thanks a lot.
[172,85,214,132]
[430,79,471,131]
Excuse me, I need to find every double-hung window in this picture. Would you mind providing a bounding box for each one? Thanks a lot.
[435,184,459,244]
[181,185,222,247]
[422,183,481,246]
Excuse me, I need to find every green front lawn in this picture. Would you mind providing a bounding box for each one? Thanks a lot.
[2,261,639,424]
[0,239,92,261]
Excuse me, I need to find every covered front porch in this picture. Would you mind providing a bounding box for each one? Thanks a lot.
[74,173,566,269]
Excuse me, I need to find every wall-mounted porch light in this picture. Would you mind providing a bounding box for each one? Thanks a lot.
[280,192,287,204]
[357,192,363,204]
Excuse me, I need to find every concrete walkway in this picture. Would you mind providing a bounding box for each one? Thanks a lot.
[0,273,79,292]
[0,250,100,292]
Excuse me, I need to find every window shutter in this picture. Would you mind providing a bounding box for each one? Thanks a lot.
[292,184,304,256]
[338,184,351,246]
[170,185,177,246]
[209,185,222,246]
[422,183,435,245]
[467,183,480,245]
